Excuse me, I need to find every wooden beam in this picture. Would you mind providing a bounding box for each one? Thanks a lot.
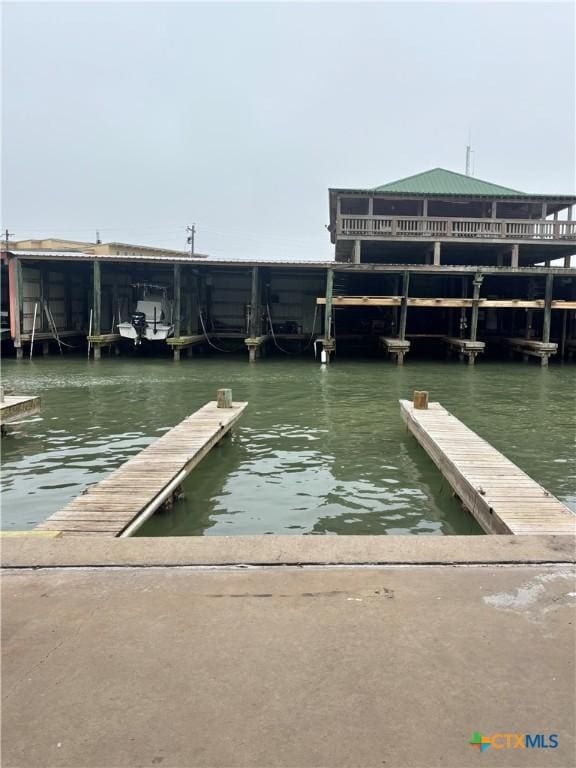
[542,272,553,344]
[433,241,441,266]
[316,297,576,309]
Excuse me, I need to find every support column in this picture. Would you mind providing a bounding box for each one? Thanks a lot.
[186,272,194,335]
[398,271,410,341]
[173,264,181,339]
[433,241,441,266]
[470,273,483,342]
[352,240,361,264]
[322,268,334,363]
[510,243,519,268]
[92,260,101,337]
[249,266,260,338]
[542,272,553,345]
[564,208,572,267]
[8,257,23,357]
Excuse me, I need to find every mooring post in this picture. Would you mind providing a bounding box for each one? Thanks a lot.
[9,257,23,359]
[413,390,429,410]
[470,272,483,343]
[542,272,553,345]
[398,271,410,340]
[217,388,233,408]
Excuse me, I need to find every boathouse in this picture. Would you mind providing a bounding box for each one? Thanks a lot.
[2,168,576,365]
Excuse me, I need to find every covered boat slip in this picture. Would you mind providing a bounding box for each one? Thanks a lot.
[2,250,576,364]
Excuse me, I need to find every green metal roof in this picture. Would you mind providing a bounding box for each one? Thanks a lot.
[373,168,526,197]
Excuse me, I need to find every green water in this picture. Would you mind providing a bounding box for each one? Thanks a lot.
[1,356,574,536]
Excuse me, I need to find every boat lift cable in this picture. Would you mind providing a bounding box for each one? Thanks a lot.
[43,301,81,350]
[198,310,244,353]
[266,303,319,356]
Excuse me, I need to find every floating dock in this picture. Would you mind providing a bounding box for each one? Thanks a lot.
[36,390,247,537]
[400,395,575,535]
[0,393,41,430]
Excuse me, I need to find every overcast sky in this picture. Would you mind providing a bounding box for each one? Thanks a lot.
[2,1,574,260]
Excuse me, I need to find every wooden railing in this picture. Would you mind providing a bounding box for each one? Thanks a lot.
[338,216,576,241]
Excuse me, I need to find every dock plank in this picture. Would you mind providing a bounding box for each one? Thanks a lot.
[0,395,41,427]
[36,400,247,537]
[400,400,575,535]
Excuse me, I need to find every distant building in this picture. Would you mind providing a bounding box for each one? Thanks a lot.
[1,238,208,260]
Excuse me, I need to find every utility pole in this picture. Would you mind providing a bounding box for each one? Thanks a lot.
[96,230,102,244]
[186,224,196,256]
[465,129,473,176]
[4,229,14,248]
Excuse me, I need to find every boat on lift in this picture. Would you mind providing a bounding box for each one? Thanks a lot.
[117,285,174,345]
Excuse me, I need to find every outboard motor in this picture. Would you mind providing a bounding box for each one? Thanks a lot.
[131,311,147,340]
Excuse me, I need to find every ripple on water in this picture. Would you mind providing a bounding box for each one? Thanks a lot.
[1,356,574,534]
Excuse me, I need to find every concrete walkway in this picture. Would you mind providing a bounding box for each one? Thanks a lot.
[2,536,575,768]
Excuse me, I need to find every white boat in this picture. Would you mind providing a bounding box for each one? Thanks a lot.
[118,289,174,345]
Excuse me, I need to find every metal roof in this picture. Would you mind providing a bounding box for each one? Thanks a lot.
[373,167,525,196]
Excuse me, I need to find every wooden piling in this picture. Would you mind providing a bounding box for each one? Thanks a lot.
[542,272,553,345]
[398,271,410,340]
[92,260,101,337]
[173,264,181,340]
[412,390,429,410]
[470,273,483,342]
[249,267,260,338]
[217,388,233,408]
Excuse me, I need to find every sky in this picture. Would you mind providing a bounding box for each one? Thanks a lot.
[2,1,575,260]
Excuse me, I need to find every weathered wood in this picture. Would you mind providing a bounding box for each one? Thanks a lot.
[433,241,441,266]
[400,400,575,535]
[412,391,428,410]
[166,334,205,348]
[505,337,558,366]
[379,337,410,365]
[542,272,553,344]
[324,268,334,340]
[316,297,575,309]
[470,273,483,341]
[399,272,410,341]
[92,260,101,337]
[217,388,233,408]
[173,264,181,339]
[249,267,260,338]
[0,395,41,427]
[36,398,247,536]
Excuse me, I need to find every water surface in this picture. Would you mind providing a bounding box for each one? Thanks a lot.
[1,356,574,535]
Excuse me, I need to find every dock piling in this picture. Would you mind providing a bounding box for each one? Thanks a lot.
[412,390,429,410]
[217,388,233,408]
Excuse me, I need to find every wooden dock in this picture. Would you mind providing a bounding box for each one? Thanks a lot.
[443,337,486,365]
[0,394,41,430]
[379,337,410,365]
[505,338,558,366]
[36,391,247,537]
[400,395,575,535]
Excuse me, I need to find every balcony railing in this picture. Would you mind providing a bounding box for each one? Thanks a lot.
[338,215,576,241]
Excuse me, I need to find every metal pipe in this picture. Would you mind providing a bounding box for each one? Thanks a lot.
[30,302,38,360]
[87,309,93,359]
[119,467,189,537]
